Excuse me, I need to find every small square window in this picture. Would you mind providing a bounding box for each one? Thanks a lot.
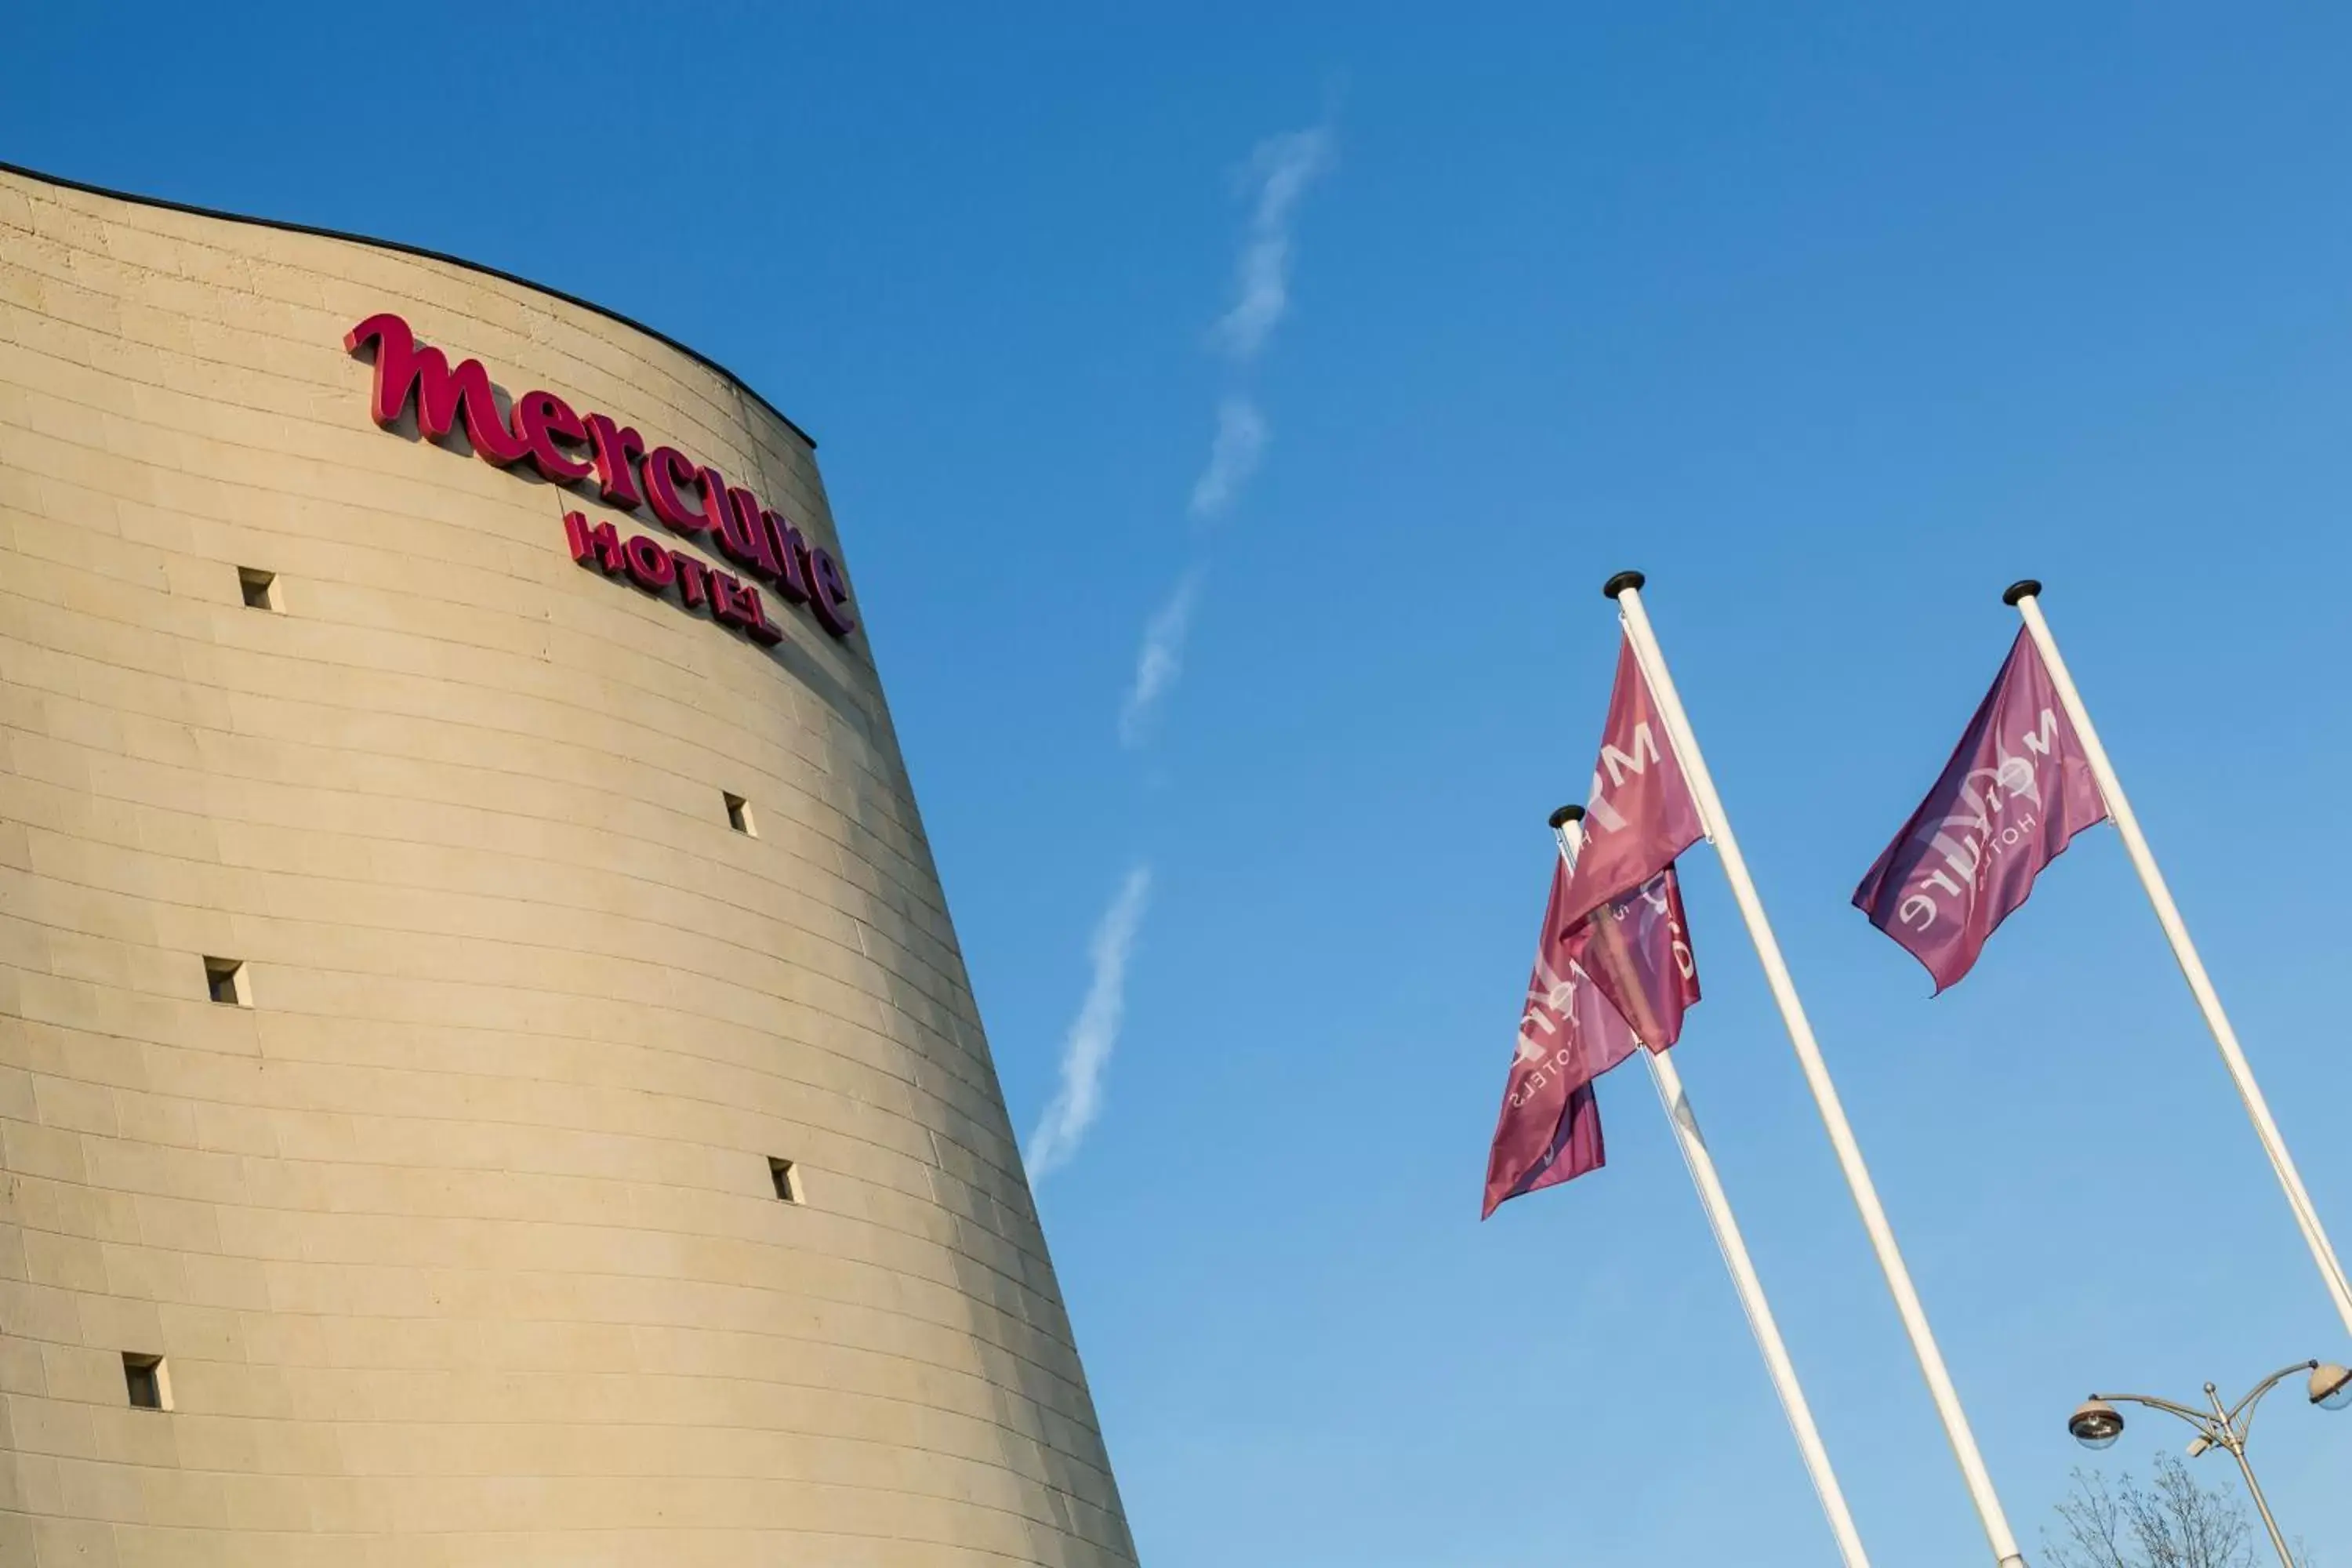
[724,793,756,837]
[203,957,248,1007]
[238,568,278,612]
[123,1353,169,1410]
[768,1157,802,1203]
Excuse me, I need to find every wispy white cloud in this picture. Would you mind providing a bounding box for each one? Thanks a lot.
[1188,396,1269,520]
[1118,569,1203,748]
[1026,866,1154,1183]
[1036,125,1330,1187]
[1210,125,1334,361]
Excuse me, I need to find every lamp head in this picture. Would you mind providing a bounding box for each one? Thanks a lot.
[2310,1363,2352,1411]
[2069,1399,2125,1450]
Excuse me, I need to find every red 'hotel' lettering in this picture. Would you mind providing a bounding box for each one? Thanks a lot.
[564,512,785,644]
[344,313,856,643]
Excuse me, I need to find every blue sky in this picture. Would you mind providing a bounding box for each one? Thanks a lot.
[12,5,2352,1562]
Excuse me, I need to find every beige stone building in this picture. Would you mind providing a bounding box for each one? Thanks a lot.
[0,164,1137,1566]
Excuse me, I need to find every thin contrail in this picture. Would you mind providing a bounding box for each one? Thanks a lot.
[1026,866,1154,1182]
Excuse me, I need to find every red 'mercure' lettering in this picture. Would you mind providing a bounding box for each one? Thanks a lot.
[644,448,710,532]
[761,510,812,604]
[582,414,645,509]
[345,314,529,465]
[808,546,857,637]
[514,390,593,482]
[717,485,785,579]
[351,314,860,643]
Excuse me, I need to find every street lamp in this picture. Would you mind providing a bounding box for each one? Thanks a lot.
[2064,1360,2350,1568]
[2065,1399,2125,1449]
[2314,1361,2352,1410]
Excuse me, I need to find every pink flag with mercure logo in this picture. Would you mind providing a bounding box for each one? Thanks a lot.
[1581,865,1700,1055]
[1853,629,2108,992]
[1483,858,1628,1216]
[1482,634,1708,1217]
[1555,636,1707,936]
[1483,860,1703,1218]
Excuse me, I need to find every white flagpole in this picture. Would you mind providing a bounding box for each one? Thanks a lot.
[1605,571,2029,1568]
[2005,580,2352,1336]
[1552,810,1873,1568]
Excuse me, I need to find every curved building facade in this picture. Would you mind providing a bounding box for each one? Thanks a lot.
[0,165,1136,1566]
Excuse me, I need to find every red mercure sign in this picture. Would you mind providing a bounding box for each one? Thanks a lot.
[344,314,855,647]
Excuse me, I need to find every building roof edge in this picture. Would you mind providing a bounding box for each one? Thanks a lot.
[0,158,818,452]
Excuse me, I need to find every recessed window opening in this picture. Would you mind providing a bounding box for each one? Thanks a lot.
[238,568,279,612]
[203,957,248,1007]
[768,1157,802,1204]
[724,793,757,837]
[123,1353,169,1410]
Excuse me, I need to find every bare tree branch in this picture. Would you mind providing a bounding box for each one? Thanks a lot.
[2042,1454,2288,1568]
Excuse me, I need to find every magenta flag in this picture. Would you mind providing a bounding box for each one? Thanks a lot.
[1853,630,2108,991]
[1483,855,1701,1217]
[1485,858,1635,1216]
[1581,866,1701,1052]
[1556,636,1706,938]
[1484,633,1710,1217]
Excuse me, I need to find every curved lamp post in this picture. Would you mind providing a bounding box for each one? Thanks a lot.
[2066,1360,2350,1568]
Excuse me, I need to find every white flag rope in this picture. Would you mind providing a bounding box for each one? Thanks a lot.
[2007,582,2352,1338]
[1552,814,1873,1568]
[1606,572,2029,1568]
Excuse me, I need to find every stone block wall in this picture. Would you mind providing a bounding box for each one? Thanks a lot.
[0,165,1134,1568]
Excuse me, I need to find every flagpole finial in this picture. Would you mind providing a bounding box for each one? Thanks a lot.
[2002,579,2043,606]
[1548,804,1585,829]
[1602,571,1646,600]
